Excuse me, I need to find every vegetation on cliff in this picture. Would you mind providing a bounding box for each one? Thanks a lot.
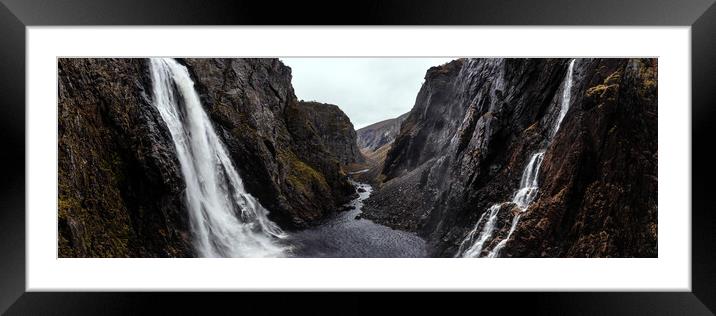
[299,100,365,166]
[363,58,658,258]
[58,58,191,257]
[58,57,657,258]
[58,58,358,257]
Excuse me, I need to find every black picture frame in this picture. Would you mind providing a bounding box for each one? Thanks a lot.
[1,0,714,314]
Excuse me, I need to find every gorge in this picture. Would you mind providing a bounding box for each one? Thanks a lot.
[58,57,657,258]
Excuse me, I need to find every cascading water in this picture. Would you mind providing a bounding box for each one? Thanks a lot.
[149,58,287,258]
[512,151,545,209]
[455,204,503,257]
[457,59,576,258]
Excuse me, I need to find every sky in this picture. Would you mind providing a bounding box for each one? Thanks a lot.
[281,58,455,129]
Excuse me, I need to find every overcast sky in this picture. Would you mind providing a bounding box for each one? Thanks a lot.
[281,58,455,129]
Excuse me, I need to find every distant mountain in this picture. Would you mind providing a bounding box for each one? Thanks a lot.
[356,112,409,152]
[352,113,409,184]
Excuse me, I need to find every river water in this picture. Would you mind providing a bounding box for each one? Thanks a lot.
[151,57,426,258]
[287,181,427,257]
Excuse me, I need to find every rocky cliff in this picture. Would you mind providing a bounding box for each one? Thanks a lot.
[181,59,355,229]
[362,58,657,258]
[58,58,356,257]
[356,112,409,152]
[58,58,192,257]
[58,57,656,258]
[298,101,364,165]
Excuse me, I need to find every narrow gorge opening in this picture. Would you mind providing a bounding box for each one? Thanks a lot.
[58,57,657,258]
[149,58,428,258]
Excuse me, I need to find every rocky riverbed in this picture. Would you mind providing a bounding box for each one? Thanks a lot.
[287,181,426,258]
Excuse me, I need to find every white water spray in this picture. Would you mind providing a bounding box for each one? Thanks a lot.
[551,59,576,137]
[458,59,576,258]
[455,204,502,257]
[149,58,287,257]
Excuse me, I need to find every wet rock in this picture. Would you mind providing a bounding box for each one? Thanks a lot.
[510,59,658,258]
[58,58,360,257]
[336,204,357,214]
[182,58,356,229]
[364,58,657,258]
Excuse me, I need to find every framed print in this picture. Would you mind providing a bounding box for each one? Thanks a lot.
[1,0,715,314]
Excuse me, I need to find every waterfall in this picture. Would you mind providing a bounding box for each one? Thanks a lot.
[149,58,287,258]
[455,204,503,257]
[512,151,545,209]
[551,59,576,137]
[458,59,575,258]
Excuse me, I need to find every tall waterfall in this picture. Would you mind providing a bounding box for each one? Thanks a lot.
[149,58,287,258]
[457,59,576,258]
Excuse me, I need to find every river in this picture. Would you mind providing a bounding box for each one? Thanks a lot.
[287,181,427,257]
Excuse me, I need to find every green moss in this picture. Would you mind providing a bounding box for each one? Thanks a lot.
[276,146,331,200]
[635,59,657,100]
[58,145,133,257]
[586,70,623,104]
[604,70,622,85]
[97,150,124,186]
[586,84,619,99]
[608,125,617,135]
[284,152,329,194]
[58,194,80,220]
[58,233,74,257]
[586,77,620,109]
[57,60,154,257]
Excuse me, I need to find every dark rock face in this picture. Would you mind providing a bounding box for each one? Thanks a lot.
[58,58,357,257]
[299,101,364,165]
[357,112,409,152]
[507,59,658,258]
[365,58,568,237]
[58,57,656,258]
[179,58,355,229]
[58,58,192,257]
[362,58,657,258]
